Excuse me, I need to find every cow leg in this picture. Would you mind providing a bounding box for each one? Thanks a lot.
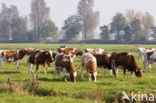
[81,67,84,79]
[104,68,106,76]
[87,72,91,81]
[143,59,147,71]
[54,65,57,80]
[16,60,20,69]
[47,63,50,70]
[148,63,152,72]
[27,56,29,64]
[63,68,67,82]
[29,63,32,73]
[43,63,46,75]
[114,68,118,78]
[59,71,62,80]
[131,71,134,78]
[123,69,126,78]
[109,69,112,76]
[35,64,39,74]
[0,58,3,70]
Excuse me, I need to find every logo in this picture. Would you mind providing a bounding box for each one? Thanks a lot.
[121,91,130,101]
[121,91,155,102]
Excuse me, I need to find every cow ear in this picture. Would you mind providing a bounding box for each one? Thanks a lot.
[77,71,79,74]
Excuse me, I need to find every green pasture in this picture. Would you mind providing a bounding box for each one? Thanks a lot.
[0,44,156,103]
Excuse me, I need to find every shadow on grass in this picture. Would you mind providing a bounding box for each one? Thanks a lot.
[0,71,20,74]
[38,77,62,82]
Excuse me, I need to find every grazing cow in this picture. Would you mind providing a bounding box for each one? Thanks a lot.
[54,53,78,82]
[85,48,105,54]
[28,50,54,74]
[93,52,112,76]
[143,51,156,72]
[138,48,155,61]
[0,49,27,70]
[110,52,142,78]
[81,53,98,82]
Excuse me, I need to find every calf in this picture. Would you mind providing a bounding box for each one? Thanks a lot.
[28,50,54,74]
[143,51,156,72]
[54,53,78,82]
[93,52,112,76]
[110,52,142,78]
[0,49,27,70]
[81,53,98,82]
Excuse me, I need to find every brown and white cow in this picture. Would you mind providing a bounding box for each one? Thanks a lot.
[138,47,155,61]
[110,52,142,78]
[54,53,78,82]
[143,51,156,72]
[0,49,27,70]
[26,48,39,64]
[28,50,54,74]
[58,47,83,60]
[85,48,105,54]
[93,52,112,76]
[81,53,98,82]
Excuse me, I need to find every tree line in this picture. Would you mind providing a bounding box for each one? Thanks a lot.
[0,0,156,42]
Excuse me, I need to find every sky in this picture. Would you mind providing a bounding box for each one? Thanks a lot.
[0,0,156,31]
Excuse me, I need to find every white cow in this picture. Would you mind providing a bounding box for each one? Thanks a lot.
[143,51,156,72]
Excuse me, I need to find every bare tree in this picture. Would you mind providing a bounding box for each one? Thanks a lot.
[78,0,99,40]
[30,0,50,40]
[141,12,155,39]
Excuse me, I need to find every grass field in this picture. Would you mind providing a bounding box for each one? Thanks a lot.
[0,44,156,103]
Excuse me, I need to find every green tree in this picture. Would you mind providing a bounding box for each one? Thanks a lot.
[78,0,99,40]
[62,15,82,42]
[0,19,11,40]
[124,25,132,41]
[130,18,143,41]
[100,25,111,40]
[11,17,28,41]
[41,20,58,39]
[110,13,127,40]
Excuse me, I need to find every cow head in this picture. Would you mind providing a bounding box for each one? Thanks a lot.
[19,48,27,59]
[90,72,98,82]
[135,68,142,77]
[45,51,54,63]
[70,71,78,82]
[76,50,83,56]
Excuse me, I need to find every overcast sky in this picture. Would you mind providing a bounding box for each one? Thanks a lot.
[0,0,156,30]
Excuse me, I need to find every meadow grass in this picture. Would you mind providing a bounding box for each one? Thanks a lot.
[0,44,156,103]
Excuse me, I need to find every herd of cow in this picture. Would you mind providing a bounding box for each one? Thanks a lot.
[0,46,156,82]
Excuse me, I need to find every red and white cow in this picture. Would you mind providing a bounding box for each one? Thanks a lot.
[85,48,105,54]
[26,48,39,64]
[111,52,142,78]
[81,53,98,82]
[0,49,27,70]
[138,48,155,61]
[143,51,156,72]
[28,50,54,74]
[54,53,78,82]
[58,47,83,60]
